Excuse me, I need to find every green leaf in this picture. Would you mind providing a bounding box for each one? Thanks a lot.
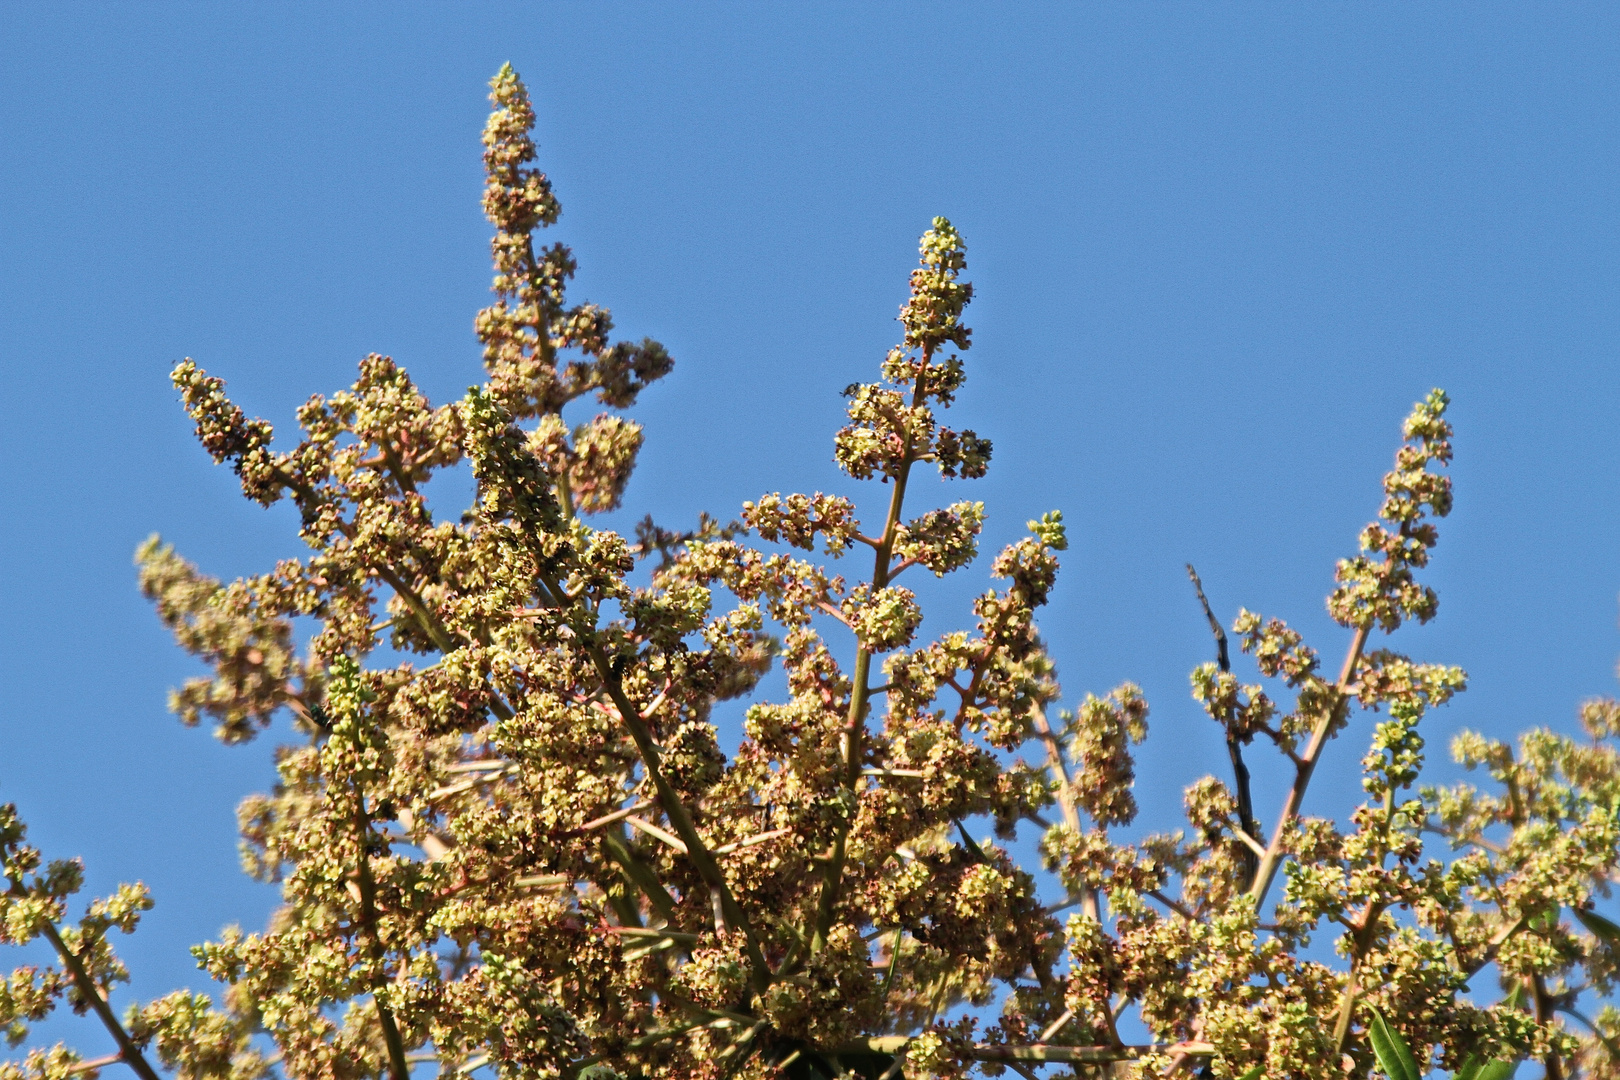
[1575,907,1620,954]
[1448,1056,1518,1080]
[1236,1067,1264,1080]
[1367,1008,1422,1080]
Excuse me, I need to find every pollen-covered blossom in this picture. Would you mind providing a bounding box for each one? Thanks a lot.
[7,66,1620,1080]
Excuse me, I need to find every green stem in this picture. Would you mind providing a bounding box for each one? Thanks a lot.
[352,802,411,1080]
[810,400,918,954]
[600,828,679,925]
[369,563,460,659]
[1558,1005,1620,1061]
[535,564,769,991]
[878,928,904,1008]
[1329,901,1385,1058]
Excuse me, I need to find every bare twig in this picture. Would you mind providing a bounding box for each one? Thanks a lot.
[1147,890,1196,920]
[1187,563,1258,889]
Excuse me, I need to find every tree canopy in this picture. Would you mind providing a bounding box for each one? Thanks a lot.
[5,65,1620,1080]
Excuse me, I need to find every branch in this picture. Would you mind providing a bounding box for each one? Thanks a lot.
[1185,564,1230,672]
[830,1037,1214,1064]
[809,370,926,956]
[1146,890,1195,920]
[1329,899,1387,1058]
[370,562,460,657]
[1558,1004,1620,1062]
[540,563,770,989]
[887,555,922,579]
[599,827,679,925]
[1033,704,1098,920]
[1187,563,1258,889]
[626,815,688,854]
[815,601,854,627]
[712,828,793,856]
[948,597,1024,732]
[33,919,163,1080]
[395,807,454,861]
[1468,911,1530,976]
[570,801,652,836]
[272,463,519,730]
[1247,621,1371,907]
[1032,706,1079,833]
[1227,824,1268,860]
[352,800,411,1080]
[1534,973,1567,1080]
[1039,1008,1076,1043]
[593,926,701,944]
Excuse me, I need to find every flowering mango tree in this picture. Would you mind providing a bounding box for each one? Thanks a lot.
[4,66,1620,1080]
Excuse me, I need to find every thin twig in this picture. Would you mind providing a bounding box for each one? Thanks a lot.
[1228,823,1268,859]
[574,801,652,836]
[1187,563,1259,890]
[593,926,700,943]
[712,828,793,855]
[1039,1008,1076,1043]
[1559,1004,1620,1062]
[626,815,689,854]
[513,874,573,890]
[1147,890,1195,920]
[65,1054,124,1075]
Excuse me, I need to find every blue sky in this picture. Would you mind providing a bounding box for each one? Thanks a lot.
[2,1,1619,1051]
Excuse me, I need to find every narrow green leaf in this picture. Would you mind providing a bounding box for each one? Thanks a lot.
[1236,1067,1264,1080]
[1367,1009,1422,1080]
[1575,907,1620,952]
[1475,1061,1518,1080]
[1453,1057,1481,1080]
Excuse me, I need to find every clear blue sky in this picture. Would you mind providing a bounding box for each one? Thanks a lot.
[3,1,1619,1048]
